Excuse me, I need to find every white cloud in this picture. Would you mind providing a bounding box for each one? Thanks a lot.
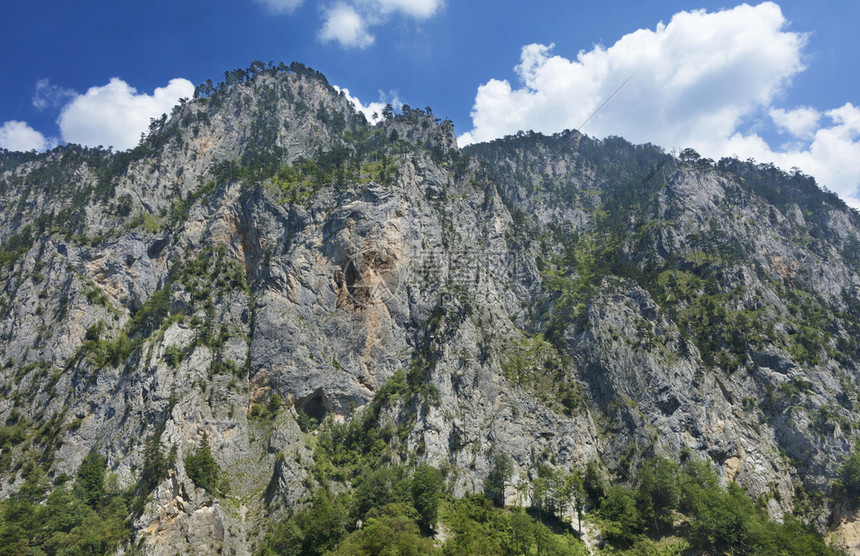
[319,4,375,48]
[334,86,384,123]
[57,77,194,151]
[32,79,76,111]
[317,0,443,49]
[0,121,56,152]
[770,106,821,140]
[462,3,805,147]
[373,0,443,18]
[460,2,860,207]
[725,103,860,207]
[254,0,304,13]
[334,85,402,123]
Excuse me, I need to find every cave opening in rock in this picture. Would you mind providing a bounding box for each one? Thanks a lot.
[296,390,327,423]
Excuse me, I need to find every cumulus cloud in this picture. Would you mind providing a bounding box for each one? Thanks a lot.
[459,2,860,207]
[727,103,860,207]
[374,0,443,18]
[460,3,805,146]
[770,106,820,139]
[57,77,194,151]
[318,0,443,48]
[32,79,77,111]
[255,0,304,13]
[0,121,56,152]
[319,4,374,48]
[334,85,402,123]
[334,86,385,123]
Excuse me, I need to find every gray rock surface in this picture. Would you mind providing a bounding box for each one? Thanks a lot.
[1,67,859,551]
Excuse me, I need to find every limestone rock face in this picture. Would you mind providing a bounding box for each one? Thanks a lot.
[1,66,859,551]
[829,500,860,556]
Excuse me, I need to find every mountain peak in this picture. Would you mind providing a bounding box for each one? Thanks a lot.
[0,61,858,555]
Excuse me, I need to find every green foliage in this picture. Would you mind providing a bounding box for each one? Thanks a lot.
[717,157,852,233]
[749,516,835,556]
[0,422,28,452]
[636,457,680,533]
[539,232,600,345]
[469,131,858,382]
[268,393,282,414]
[442,496,586,556]
[295,405,324,430]
[126,211,164,234]
[583,460,606,508]
[329,503,441,555]
[262,489,351,556]
[264,159,326,205]
[259,371,587,555]
[836,442,860,509]
[484,450,513,506]
[597,485,642,547]
[174,245,250,301]
[81,321,135,369]
[84,285,111,307]
[531,465,576,523]
[564,471,586,532]
[586,456,836,554]
[500,334,582,415]
[259,373,443,552]
[309,370,416,484]
[193,60,335,105]
[128,287,171,339]
[353,466,411,519]
[184,443,221,495]
[509,509,535,555]
[411,465,443,532]
[80,285,174,370]
[0,226,34,269]
[0,453,131,555]
[77,246,248,372]
[169,179,218,226]
[133,424,173,516]
[74,452,106,508]
[688,481,755,551]
[163,344,185,368]
[114,193,133,216]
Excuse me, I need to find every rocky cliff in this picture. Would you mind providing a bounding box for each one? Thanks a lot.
[1,62,859,553]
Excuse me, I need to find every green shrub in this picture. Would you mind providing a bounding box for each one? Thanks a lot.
[484,451,512,506]
[636,457,680,532]
[163,344,184,368]
[353,466,410,519]
[598,485,642,547]
[268,393,282,414]
[74,452,106,508]
[184,443,220,495]
[0,451,131,554]
[329,503,440,555]
[411,465,443,532]
[264,489,351,556]
[837,442,860,509]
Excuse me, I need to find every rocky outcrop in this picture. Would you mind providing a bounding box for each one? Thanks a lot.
[829,499,860,555]
[1,65,859,551]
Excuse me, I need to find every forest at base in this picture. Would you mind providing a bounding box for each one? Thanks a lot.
[2,428,858,555]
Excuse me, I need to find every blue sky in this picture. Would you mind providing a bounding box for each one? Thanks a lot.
[2,1,859,205]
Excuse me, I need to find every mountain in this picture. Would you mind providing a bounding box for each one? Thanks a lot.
[1,61,859,554]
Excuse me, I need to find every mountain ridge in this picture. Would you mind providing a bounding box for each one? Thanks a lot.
[1,61,859,554]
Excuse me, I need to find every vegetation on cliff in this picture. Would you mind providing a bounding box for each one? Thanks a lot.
[0,61,859,553]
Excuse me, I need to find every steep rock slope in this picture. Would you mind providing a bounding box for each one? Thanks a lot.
[466,134,860,522]
[0,64,858,552]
